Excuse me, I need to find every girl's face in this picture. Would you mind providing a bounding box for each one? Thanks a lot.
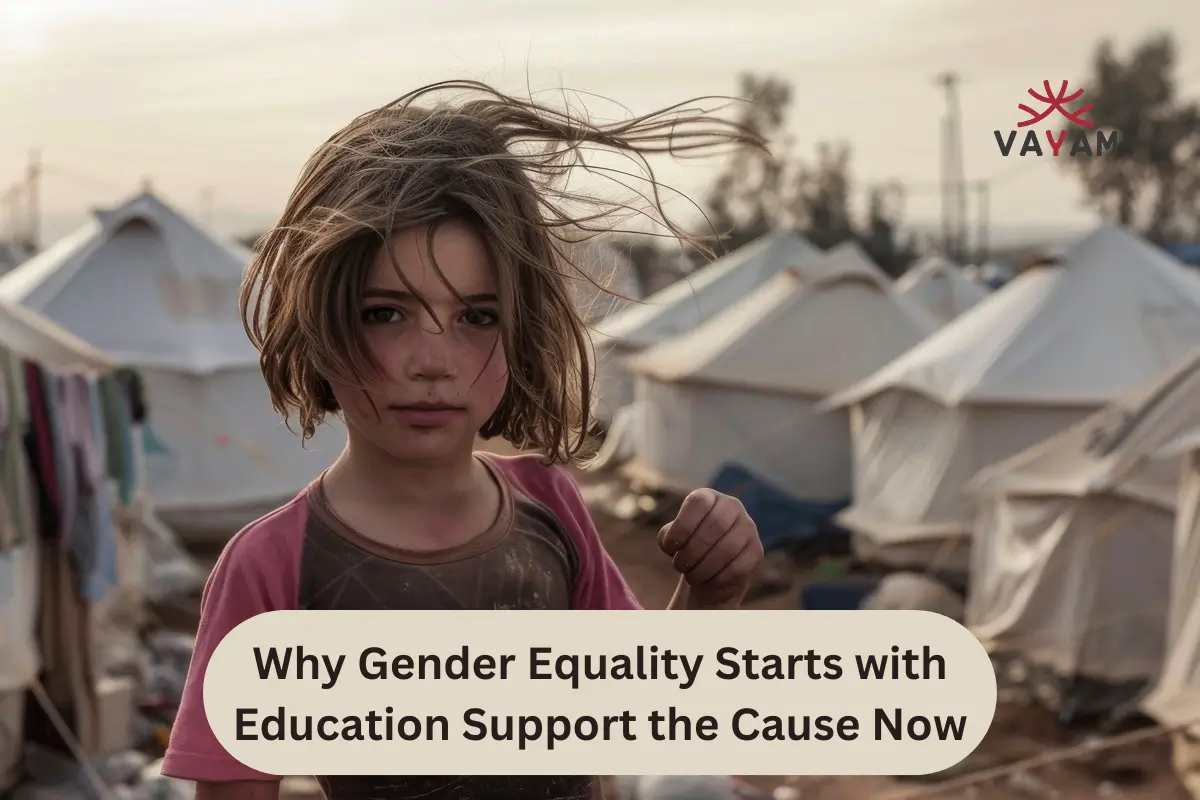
[329,220,509,463]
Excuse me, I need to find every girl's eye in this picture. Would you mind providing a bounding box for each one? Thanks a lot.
[362,307,403,324]
[461,308,499,327]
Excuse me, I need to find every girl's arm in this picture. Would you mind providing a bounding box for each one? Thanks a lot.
[162,513,302,787]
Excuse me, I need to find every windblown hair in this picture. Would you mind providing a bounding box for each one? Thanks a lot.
[242,80,764,464]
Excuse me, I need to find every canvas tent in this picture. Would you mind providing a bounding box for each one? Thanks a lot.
[894,255,987,324]
[1144,422,1200,731]
[589,231,818,424]
[0,241,29,278]
[823,225,1200,571]
[1142,423,1200,799]
[620,242,936,499]
[967,346,1200,687]
[0,191,345,539]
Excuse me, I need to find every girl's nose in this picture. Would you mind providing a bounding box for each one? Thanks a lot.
[404,322,457,381]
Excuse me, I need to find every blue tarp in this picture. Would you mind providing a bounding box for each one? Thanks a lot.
[706,463,850,552]
[1164,242,1200,265]
[800,578,881,610]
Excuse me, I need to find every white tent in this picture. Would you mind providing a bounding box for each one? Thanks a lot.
[822,225,1200,571]
[619,242,936,499]
[967,347,1200,686]
[1142,423,1200,798]
[1144,422,1200,731]
[0,192,344,539]
[0,241,29,279]
[894,255,987,324]
[589,231,818,424]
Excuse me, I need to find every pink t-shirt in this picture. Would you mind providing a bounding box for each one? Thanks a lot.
[162,453,641,798]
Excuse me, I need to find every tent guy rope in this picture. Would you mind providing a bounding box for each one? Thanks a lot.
[879,720,1188,799]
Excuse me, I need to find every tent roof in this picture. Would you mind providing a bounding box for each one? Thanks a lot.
[0,299,117,372]
[894,255,988,323]
[969,344,1200,507]
[594,231,819,349]
[0,240,29,274]
[0,191,258,373]
[622,241,936,395]
[824,225,1200,410]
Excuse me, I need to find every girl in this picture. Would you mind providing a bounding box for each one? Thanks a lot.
[163,80,765,800]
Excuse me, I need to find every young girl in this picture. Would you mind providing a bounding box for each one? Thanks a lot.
[162,80,765,800]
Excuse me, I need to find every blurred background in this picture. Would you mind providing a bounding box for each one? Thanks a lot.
[2,0,1200,798]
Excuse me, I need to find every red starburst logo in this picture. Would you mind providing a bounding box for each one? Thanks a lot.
[1017,80,1094,128]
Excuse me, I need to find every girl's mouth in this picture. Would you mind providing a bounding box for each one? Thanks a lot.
[389,403,466,427]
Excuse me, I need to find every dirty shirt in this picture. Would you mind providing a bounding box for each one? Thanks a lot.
[161,453,642,800]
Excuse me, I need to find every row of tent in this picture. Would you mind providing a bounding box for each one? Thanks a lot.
[15,189,1200,732]
[588,224,1200,728]
[589,231,991,501]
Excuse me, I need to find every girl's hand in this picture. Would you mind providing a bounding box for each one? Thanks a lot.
[658,488,764,609]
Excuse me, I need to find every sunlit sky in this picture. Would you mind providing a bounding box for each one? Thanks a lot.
[2,0,1198,245]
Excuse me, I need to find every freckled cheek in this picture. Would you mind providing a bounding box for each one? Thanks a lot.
[327,382,382,426]
[361,330,405,382]
[466,333,509,405]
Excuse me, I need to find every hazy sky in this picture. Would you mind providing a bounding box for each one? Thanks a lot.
[2,0,1198,244]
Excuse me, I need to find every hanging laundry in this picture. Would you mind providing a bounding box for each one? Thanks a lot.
[0,542,40,691]
[22,361,59,539]
[31,535,100,758]
[43,373,76,546]
[98,373,136,508]
[61,374,118,602]
[0,348,32,546]
[115,368,147,424]
[0,360,16,551]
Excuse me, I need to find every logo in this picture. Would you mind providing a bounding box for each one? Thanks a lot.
[994,80,1119,157]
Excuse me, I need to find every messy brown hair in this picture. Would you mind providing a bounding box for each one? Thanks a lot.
[241,80,764,464]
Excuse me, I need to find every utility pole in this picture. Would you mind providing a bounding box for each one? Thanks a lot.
[24,150,41,252]
[938,115,953,258]
[935,72,968,263]
[1,185,19,241]
[974,181,990,264]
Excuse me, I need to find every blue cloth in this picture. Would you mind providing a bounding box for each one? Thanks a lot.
[61,374,117,601]
[99,373,137,508]
[1163,242,1200,265]
[84,376,118,600]
[142,423,172,457]
[800,579,881,610]
[706,463,850,552]
[40,370,74,543]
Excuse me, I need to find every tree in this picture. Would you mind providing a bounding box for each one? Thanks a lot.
[704,74,793,252]
[1063,33,1200,242]
[704,72,917,275]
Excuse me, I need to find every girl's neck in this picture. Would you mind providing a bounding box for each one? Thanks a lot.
[325,438,482,508]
